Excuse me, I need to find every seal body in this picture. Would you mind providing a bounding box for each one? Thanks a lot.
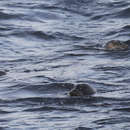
[105,40,128,51]
[69,84,96,97]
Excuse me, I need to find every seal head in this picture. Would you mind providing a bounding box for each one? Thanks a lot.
[105,40,128,51]
[69,84,96,97]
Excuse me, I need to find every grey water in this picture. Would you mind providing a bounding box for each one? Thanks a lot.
[0,0,130,129]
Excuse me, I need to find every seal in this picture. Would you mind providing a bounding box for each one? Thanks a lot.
[69,84,96,97]
[105,40,128,51]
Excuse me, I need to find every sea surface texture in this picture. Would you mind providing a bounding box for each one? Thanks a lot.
[0,0,130,129]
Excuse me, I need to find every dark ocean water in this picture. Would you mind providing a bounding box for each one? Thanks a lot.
[0,0,130,129]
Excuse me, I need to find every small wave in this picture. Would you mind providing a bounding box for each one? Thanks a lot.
[6,2,38,8]
[53,32,85,41]
[0,11,22,20]
[117,7,130,18]
[114,107,130,112]
[105,1,129,8]
[64,52,88,57]
[122,25,130,30]
[23,82,74,90]
[11,30,56,40]
[23,106,88,113]
[94,117,130,125]
[0,109,12,114]
[75,127,93,130]
[30,31,56,40]
[9,30,85,41]
[0,26,12,31]
[5,97,96,106]
[5,96,130,106]
[93,65,127,71]
[74,44,103,51]
[91,13,112,21]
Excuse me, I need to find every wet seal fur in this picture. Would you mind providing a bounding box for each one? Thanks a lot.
[105,40,128,51]
[69,84,96,97]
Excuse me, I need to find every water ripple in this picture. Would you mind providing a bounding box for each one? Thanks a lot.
[0,0,130,129]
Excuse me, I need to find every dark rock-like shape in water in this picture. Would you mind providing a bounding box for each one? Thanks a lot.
[0,71,6,76]
[105,40,128,51]
[69,84,96,97]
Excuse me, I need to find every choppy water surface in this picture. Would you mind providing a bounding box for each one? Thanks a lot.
[0,0,130,129]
